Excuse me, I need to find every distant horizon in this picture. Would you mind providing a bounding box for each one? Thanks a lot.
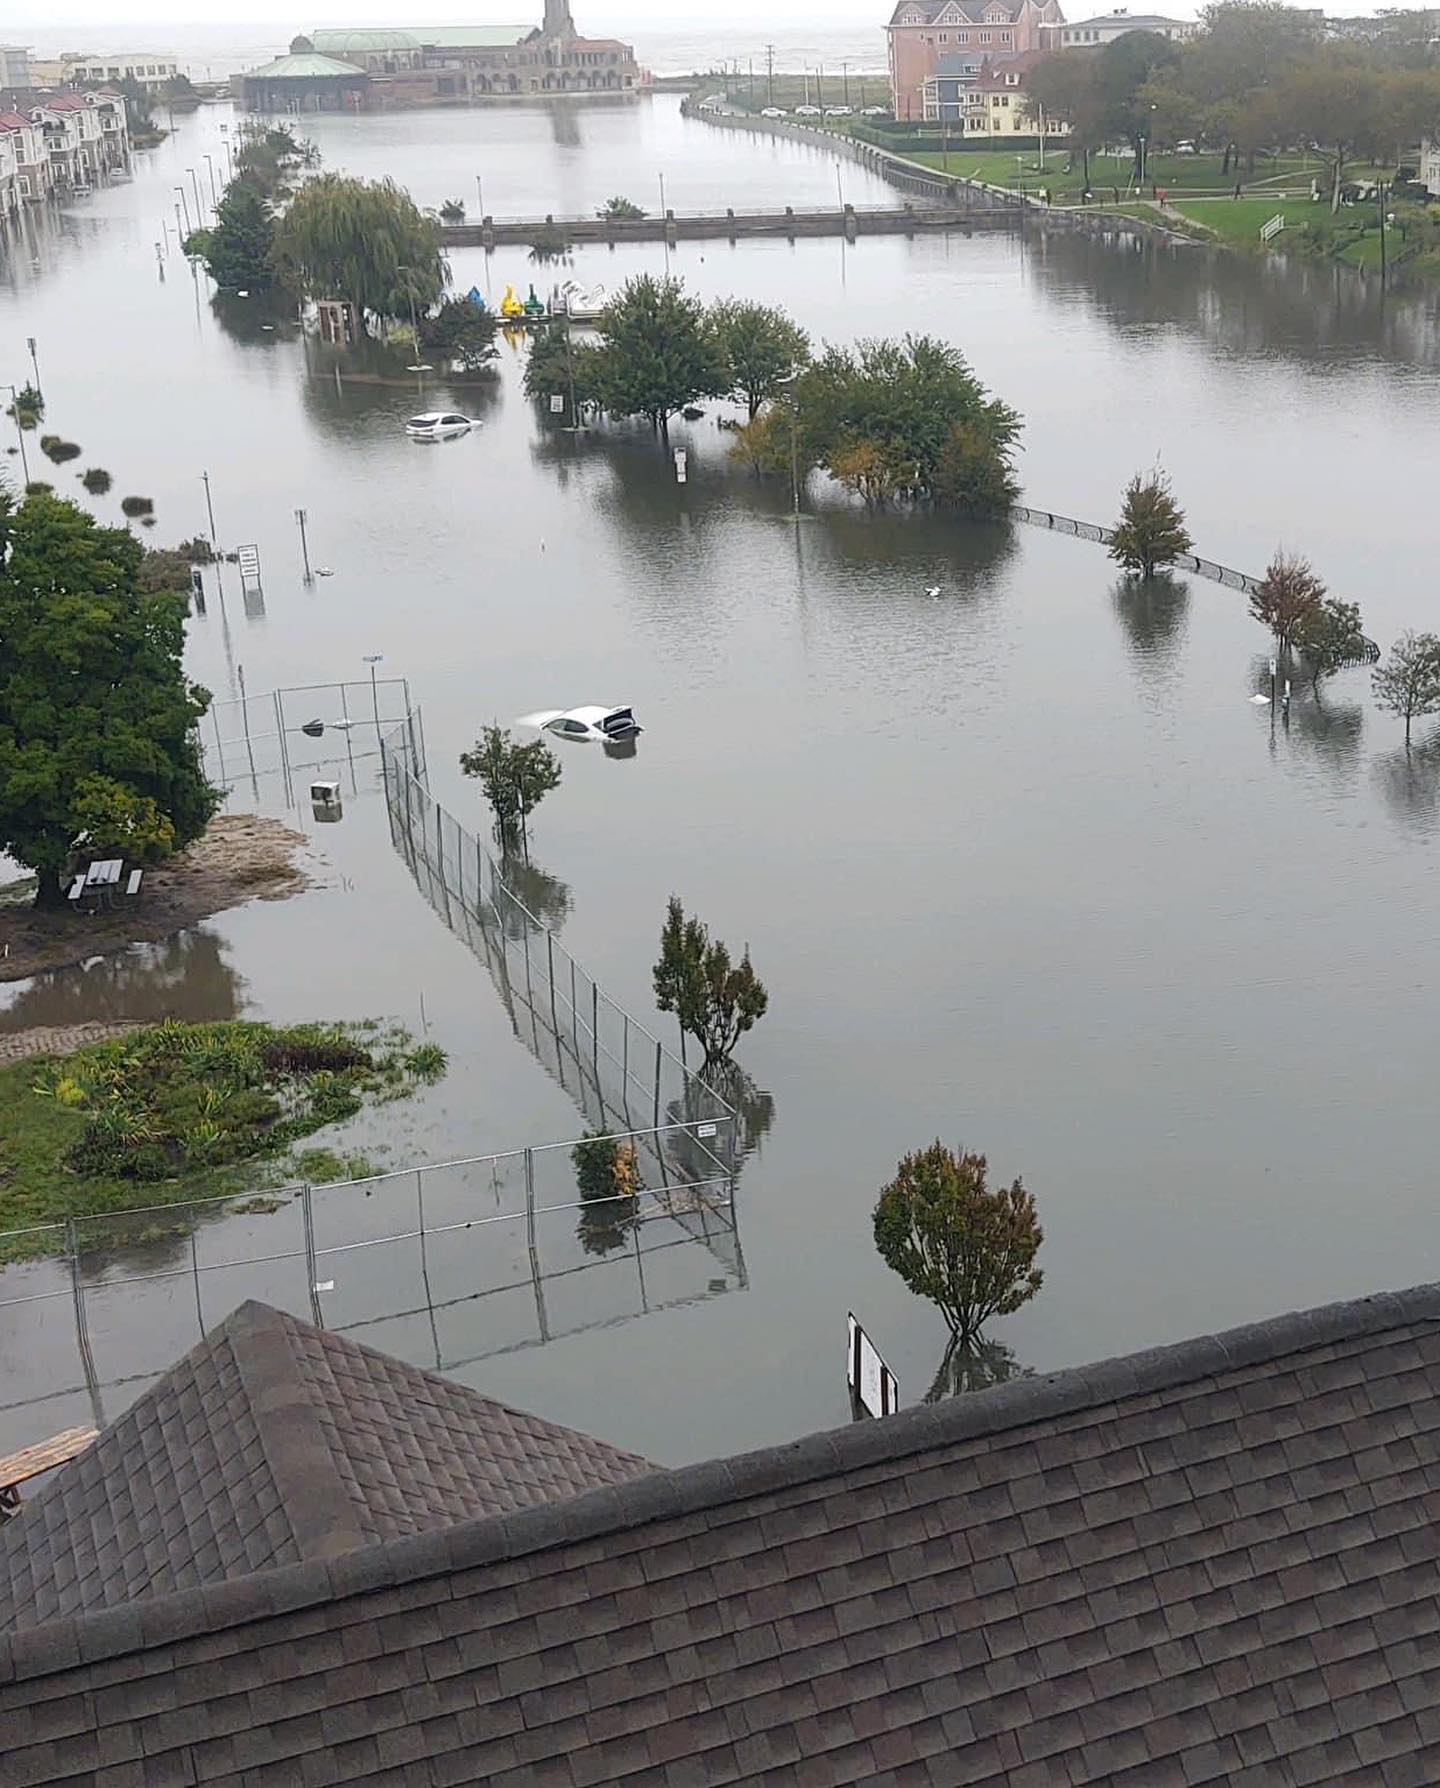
[3,1,1394,44]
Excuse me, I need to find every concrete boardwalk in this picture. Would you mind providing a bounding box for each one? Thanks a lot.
[444,203,1022,248]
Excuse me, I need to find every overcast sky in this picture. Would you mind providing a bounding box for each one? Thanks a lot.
[11,1,1203,31]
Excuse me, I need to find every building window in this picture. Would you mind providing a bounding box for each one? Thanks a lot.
[980,31,991,41]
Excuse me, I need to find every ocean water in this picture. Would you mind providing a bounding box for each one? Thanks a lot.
[22,20,888,81]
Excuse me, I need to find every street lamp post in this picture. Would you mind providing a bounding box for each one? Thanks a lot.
[175,186,192,235]
[25,337,39,396]
[475,172,485,219]
[658,169,666,219]
[775,370,802,519]
[363,654,384,739]
[295,508,312,581]
[187,166,203,222]
[201,470,218,548]
[203,152,218,209]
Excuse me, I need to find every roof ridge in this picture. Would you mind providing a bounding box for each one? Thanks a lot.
[5,1282,1438,1684]
[225,1301,369,1563]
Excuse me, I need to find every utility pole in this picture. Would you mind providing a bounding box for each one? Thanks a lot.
[295,507,312,581]
[818,60,825,107]
[748,57,754,102]
[3,386,30,484]
[766,43,774,107]
[842,61,850,106]
[363,654,384,738]
[1373,177,1388,286]
[25,337,39,396]
[201,470,218,548]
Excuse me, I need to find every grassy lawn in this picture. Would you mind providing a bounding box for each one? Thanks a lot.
[0,1019,446,1253]
[1169,197,1324,244]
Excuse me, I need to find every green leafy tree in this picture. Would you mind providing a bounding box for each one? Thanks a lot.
[873,1143,1043,1344]
[1249,549,1326,654]
[1109,469,1194,578]
[438,198,465,223]
[1294,596,1367,696]
[1024,53,1106,184]
[1373,630,1440,747]
[653,895,768,1069]
[418,297,498,372]
[523,321,603,415]
[709,299,810,420]
[272,174,447,332]
[200,177,276,290]
[81,467,112,495]
[591,275,728,438]
[459,725,562,842]
[1096,29,1183,177]
[72,775,177,860]
[0,492,216,906]
[7,383,43,429]
[232,120,315,200]
[796,335,1020,510]
[1274,48,1388,210]
[932,421,1021,514]
[599,195,647,220]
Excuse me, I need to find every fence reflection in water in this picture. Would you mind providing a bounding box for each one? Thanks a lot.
[0,1119,741,1439]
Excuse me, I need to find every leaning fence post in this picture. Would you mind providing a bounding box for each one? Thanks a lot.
[302,1183,323,1326]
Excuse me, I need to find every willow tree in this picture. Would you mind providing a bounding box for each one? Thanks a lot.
[272,174,446,333]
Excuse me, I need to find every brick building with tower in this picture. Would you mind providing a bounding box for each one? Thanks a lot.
[239,3,642,111]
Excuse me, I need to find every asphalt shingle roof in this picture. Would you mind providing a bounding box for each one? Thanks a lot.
[5,1286,1440,1784]
[0,1300,652,1629]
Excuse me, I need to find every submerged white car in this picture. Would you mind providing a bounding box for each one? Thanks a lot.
[405,411,476,440]
[519,705,643,742]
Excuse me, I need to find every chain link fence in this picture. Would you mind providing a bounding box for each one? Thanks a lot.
[200,676,421,802]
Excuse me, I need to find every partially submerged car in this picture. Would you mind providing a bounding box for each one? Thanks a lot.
[405,412,476,440]
[518,705,643,742]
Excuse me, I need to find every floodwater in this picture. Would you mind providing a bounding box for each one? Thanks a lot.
[2,96,1440,1465]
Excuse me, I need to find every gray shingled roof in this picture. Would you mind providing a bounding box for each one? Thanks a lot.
[0,1300,652,1629]
[5,1286,1440,1784]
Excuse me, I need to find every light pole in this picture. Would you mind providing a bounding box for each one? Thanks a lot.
[3,385,31,484]
[842,60,850,107]
[295,508,312,581]
[25,337,39,396]
[658,169,666,218]
[201,470,218,548]
[363,654,383,738]
[395,267,431,373]
[175,186,192,235]
[203,152,218,209]
[775,370,802,519]
[187,166,203,222]
[475,172,485,219]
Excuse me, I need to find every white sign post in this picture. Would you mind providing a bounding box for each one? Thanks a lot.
[847,1312,899,1419]
[673,448,687,484]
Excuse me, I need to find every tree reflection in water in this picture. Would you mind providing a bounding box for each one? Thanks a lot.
[925,1333,1033,1404]
[0,927,246,1031]
[698,1058,775,1158]
[1110,573,1189,665]
[1374,729,1440,834]
[497,853,573,936]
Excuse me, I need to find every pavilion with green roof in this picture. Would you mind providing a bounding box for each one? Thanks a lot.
[236,48,369,112]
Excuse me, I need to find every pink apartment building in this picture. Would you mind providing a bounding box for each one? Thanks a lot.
[887,0,1065,120]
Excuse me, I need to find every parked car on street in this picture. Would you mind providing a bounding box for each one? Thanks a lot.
[825,105,853,116]
[760,106,786,117]
[794,104,822,116]
[860,105,890,116]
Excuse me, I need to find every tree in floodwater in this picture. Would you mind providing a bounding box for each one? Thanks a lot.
[709,298,809,421]
[0,492,216,906]
[873,1143,1043,1345]
[198,177,277,290]
[272,174,446,332]
[591,275,728,438]
[1109,469,1193,579]
[1373,630,1440,748]
[1294,596,1367,698]
[459,725,562,847]
[1249,549,1326,655]
[418,297,498,372]
[653,896,768,1069]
